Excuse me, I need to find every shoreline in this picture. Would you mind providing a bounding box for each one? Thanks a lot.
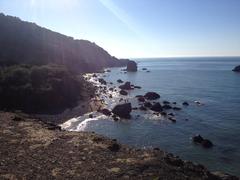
[0,112,238,179]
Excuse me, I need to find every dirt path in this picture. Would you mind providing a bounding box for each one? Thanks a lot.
[0,112,238,180]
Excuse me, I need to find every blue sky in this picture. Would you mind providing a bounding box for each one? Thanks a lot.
[0,0,240,58]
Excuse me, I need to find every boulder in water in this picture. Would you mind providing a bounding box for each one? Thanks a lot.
[232,65,240,72]
[117,79,124,83]
[193,135,204,143]
[162,104,172,110]
[119,82,133,90]
[150,102,163,112]
[119,90,128,96]
[126,60,137,72]
[99,109,112,116]
[144,92,160,100]
[112,103,132,119]
[183,101,189,106]
[201,139,213,148]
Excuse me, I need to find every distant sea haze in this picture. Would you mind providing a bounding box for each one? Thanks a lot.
[66,57,240,176]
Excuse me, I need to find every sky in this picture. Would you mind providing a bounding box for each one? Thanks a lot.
[0,0,240,58]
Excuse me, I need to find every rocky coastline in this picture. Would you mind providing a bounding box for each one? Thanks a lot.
[1,66,239,179]
[0,112,238,180]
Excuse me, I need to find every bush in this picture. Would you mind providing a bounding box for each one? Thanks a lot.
[0,64,92,114]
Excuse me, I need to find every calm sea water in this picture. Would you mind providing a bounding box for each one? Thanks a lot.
[63,57,240,176]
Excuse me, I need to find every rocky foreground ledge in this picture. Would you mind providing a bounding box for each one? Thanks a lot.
[0,112,238,180]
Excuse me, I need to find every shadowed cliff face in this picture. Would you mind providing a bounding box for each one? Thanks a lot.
[0,13,129,73]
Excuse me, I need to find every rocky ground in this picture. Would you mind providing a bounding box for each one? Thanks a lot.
[0,112,238,180]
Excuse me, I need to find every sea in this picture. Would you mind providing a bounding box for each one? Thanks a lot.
[62,57,240,176]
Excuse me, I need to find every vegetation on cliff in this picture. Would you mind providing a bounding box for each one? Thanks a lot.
[0,64,94,114]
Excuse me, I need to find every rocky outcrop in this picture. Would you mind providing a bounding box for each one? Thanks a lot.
[150,103,163,112]
[192,135,213,148]
[126,60,137,72]
[144,92,160,100]
[232,65,240,72]
[119,82,133,90]
[112,103,132,119]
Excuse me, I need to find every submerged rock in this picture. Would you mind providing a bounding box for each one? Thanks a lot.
[119,82,133,90]
[193,135,204,143]
[119,90,128,96]
[134,86,141,89]
[126,60,137,72]
[112,103,132,119]
[150,103,163,112]
[183,101,189,106]
[202,139,213,148]
[162,104,172,110]
[117,79,124,83]
[99,109,112,116]
[144,92,160,100]
[192,135,213,148]
[173,107,182,111]
[163,101,170,104]
[139,106,147,111]
[232,65,240,72]
[137,96,145,102]
[144,102,153,108]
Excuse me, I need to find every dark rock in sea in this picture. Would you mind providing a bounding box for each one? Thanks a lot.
[168,117,176,123]
[183,101,189,106]
[163,101,170,104]
[173,107,182,111]
[119,89,128,96]
[193,135,204,144]
[126,60,137,72]
[146,70,150,73]
[109,94,113,98]
[160,112,167,116]
[112,103,132,119]
[139,106,147,111]
[232,65,240,72]
[89,114,93,118]
[109,82,113,85]
[105,69,111,72]
[100,109,112,116]
[98,78,107,85]
[144,92,160,100]
[172,102,177,105]
[168,113,175,116]
[137,96,145,102]
[144,102,152,108]
[92,74,97,78]
[117,79,124,83]
[109,87,114,91]
[119,82,133,90]
[132,107,138,110]
[202,139,213,148]
[150,103,163,112]
[142,68,147,70]
[108,142,120,152]
[162,104,172,110]
[134,86,141,89]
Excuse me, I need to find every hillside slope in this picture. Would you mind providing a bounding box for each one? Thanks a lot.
[0,13,128,73]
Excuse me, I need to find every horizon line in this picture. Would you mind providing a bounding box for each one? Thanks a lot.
[123,55,240,59]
